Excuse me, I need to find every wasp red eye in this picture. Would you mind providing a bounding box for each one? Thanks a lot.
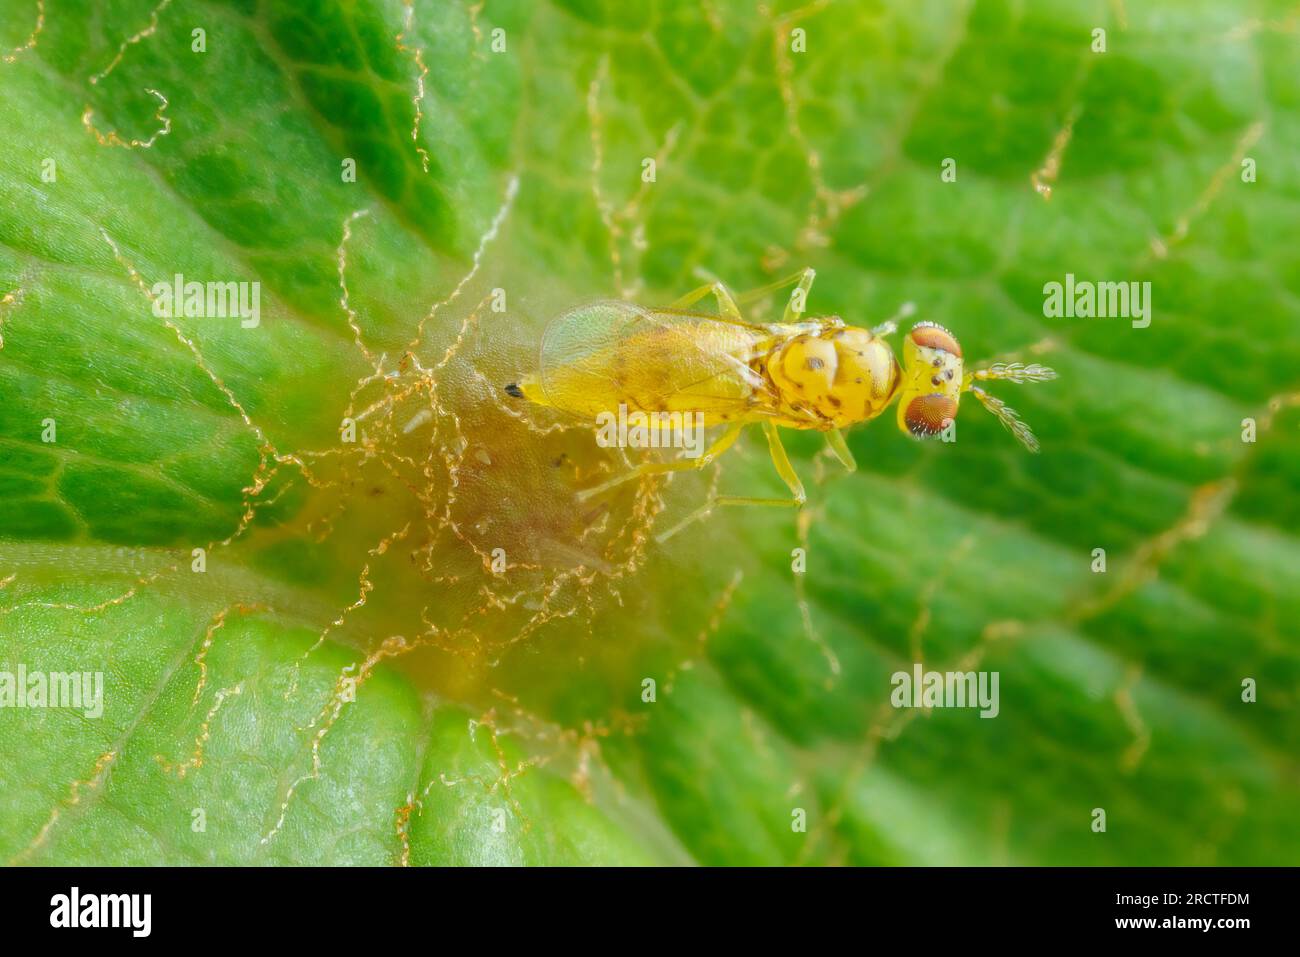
[904,393,957,437]
[909,322,962,358]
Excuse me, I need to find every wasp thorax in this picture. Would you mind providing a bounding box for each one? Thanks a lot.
[771,327,899,427]
[898,321,964,439]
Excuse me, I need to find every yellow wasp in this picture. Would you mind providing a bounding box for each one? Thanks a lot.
[506,269,1055,534]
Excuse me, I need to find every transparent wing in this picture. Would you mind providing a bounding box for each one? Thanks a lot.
[537,300,780,419]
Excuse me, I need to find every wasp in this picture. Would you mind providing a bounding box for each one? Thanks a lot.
[506,269,1056,537]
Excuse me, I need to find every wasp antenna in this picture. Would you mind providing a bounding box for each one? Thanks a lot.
[969,386,1041,453]
[971,362,1057,384]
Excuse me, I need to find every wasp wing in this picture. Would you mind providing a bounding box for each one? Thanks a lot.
[536,300,780,421]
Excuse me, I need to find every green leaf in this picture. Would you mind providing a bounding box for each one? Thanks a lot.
[1,0,1297,865]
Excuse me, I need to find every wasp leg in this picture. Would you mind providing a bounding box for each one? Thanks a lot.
[782,268,817,323]
[871,302,914,338]
[575,422,745,503]
[734,268,815,307]
[825,428,857,472]
[731,268,818,324]
[656,421,807,543]
[669,281,747,324]
[760,420,808,502]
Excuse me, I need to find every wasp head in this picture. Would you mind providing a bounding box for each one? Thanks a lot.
[896,321,964,440]
[895,321,1058,451]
